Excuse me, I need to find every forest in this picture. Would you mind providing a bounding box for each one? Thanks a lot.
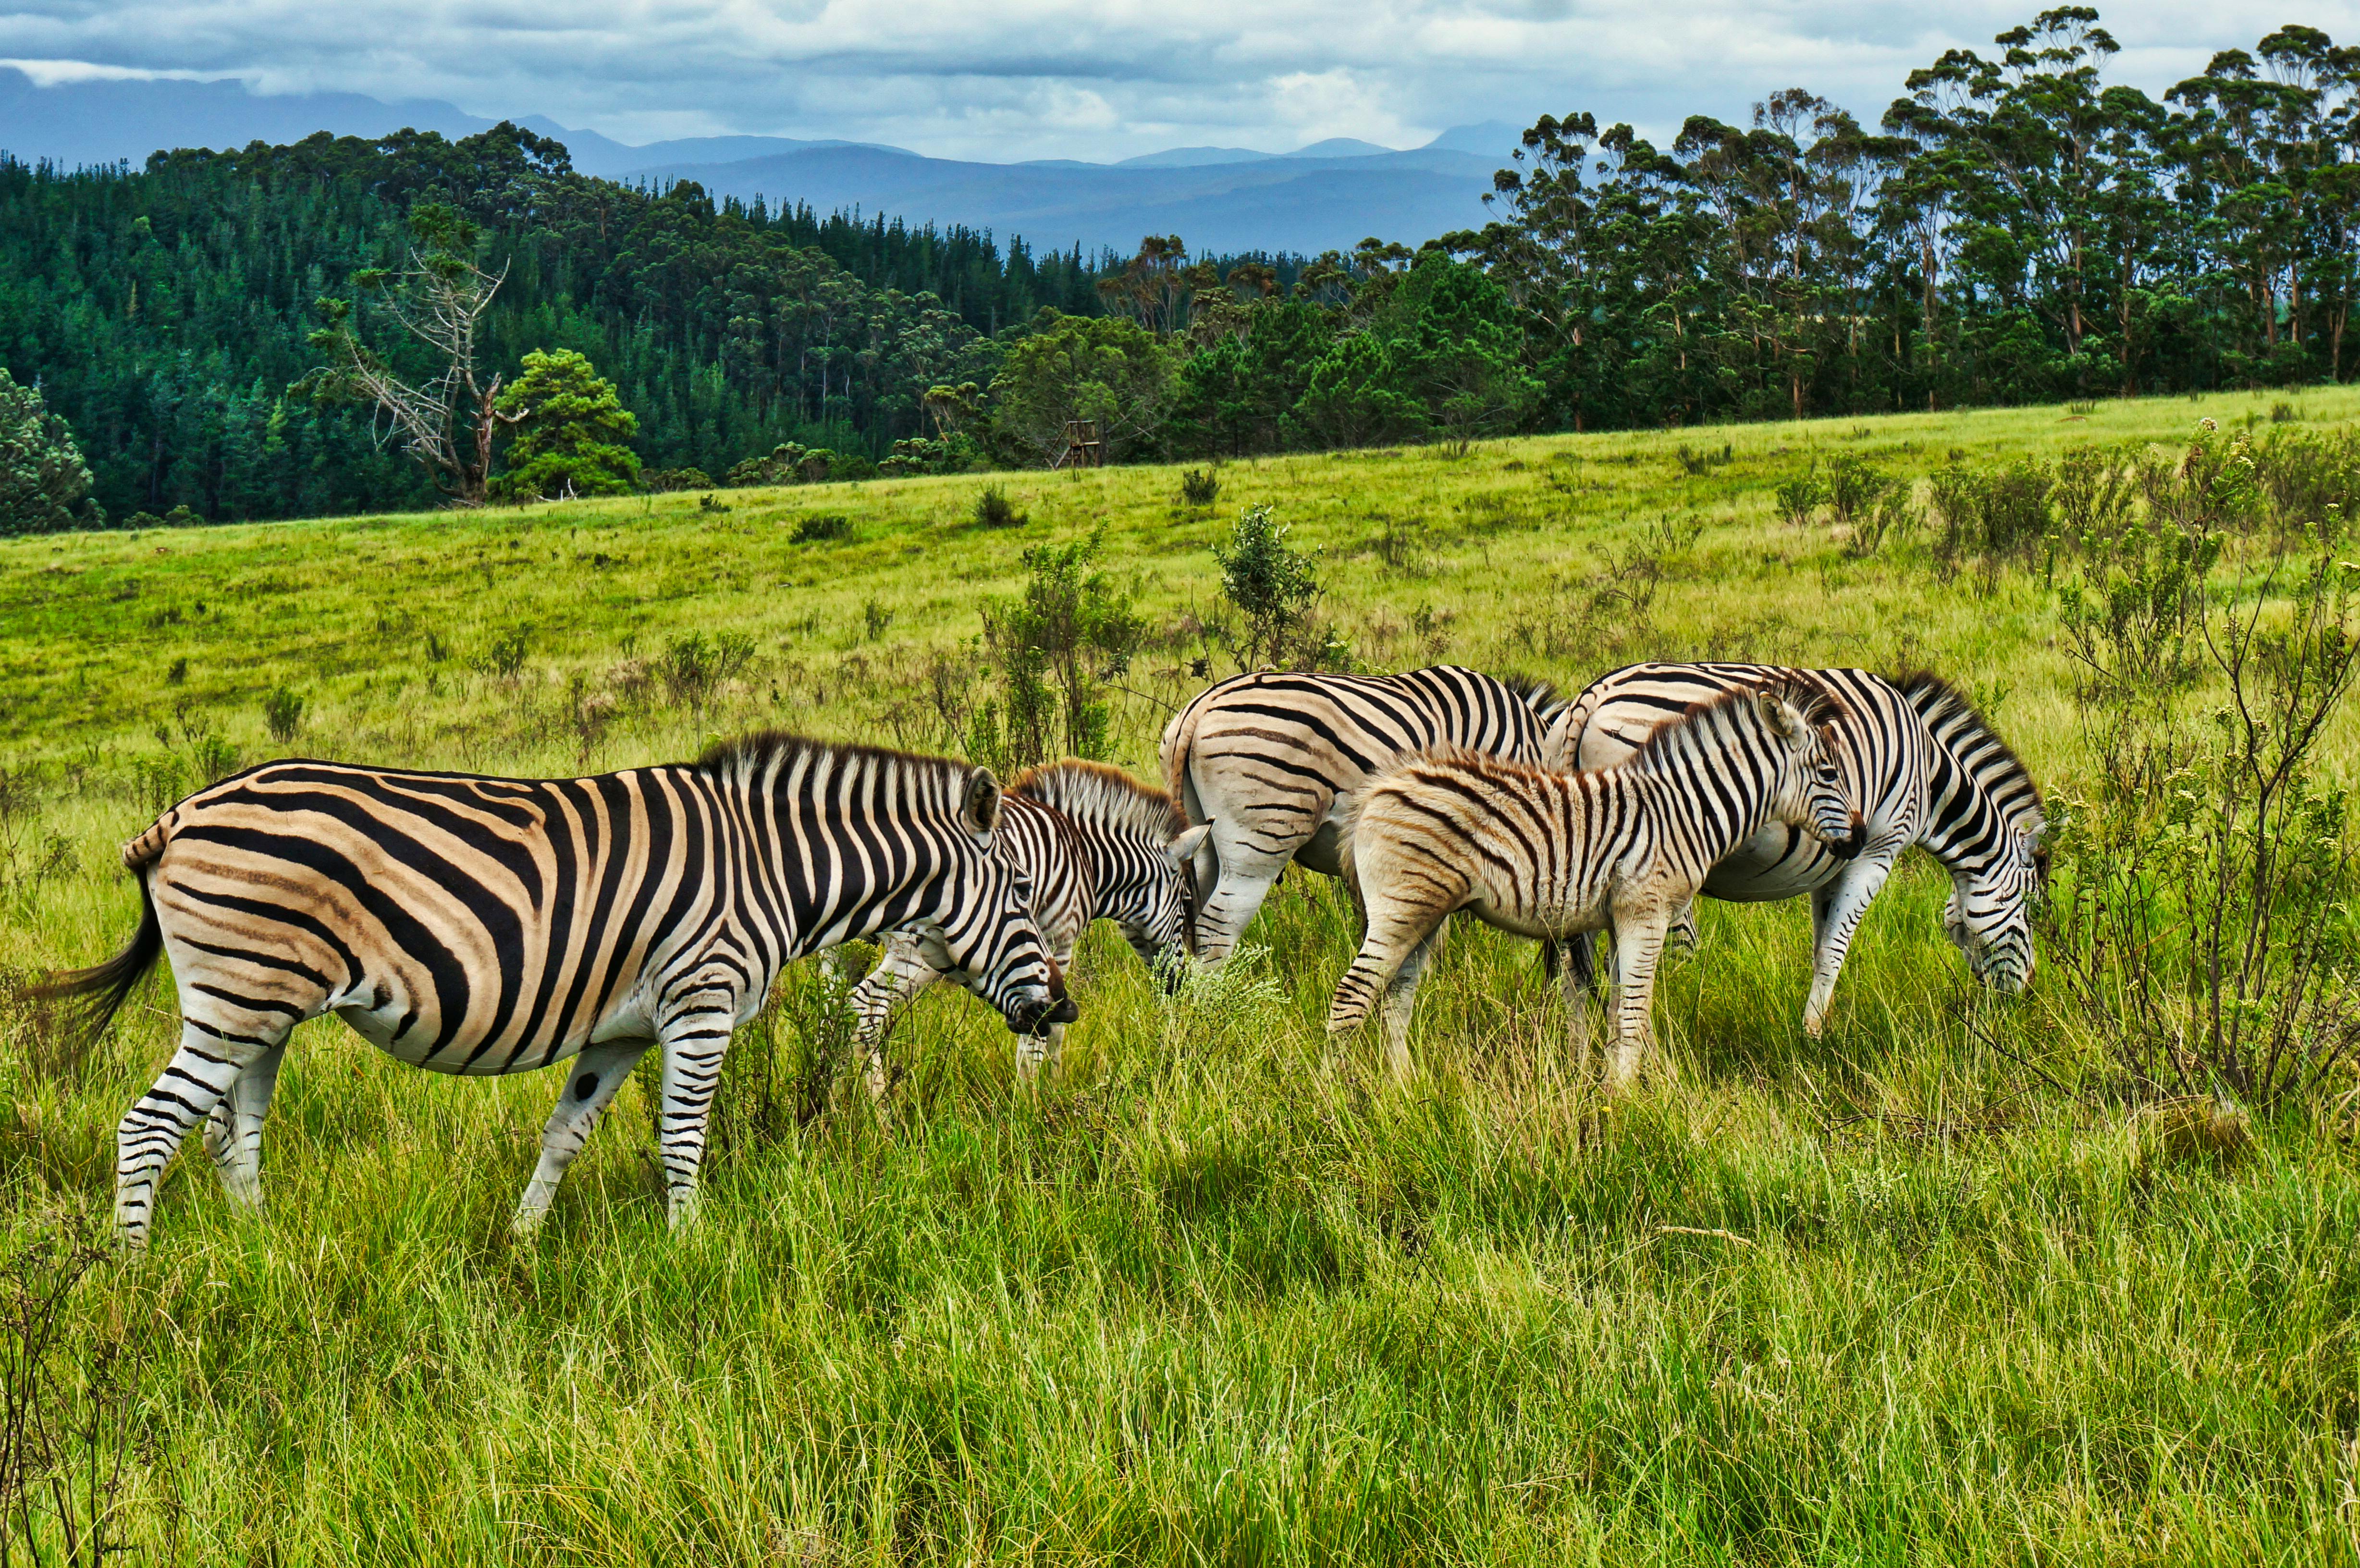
[3,6,2359,525]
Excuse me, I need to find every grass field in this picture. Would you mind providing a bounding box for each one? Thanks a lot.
[2,387,2358,1564]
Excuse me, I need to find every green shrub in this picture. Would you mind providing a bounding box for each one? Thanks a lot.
[261,686,305,744]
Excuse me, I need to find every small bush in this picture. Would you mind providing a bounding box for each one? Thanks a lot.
[164,657,187,686]
[862,599,894,642]
[1773,470,1822,528]
[658,629,756,710]
[794,514,852,544]
[1215,504,1322,671]
[477,628,531,680]
[642,467,714,493]
[697,493,731,514]
[1179,469,1221,508]
[973,485,1027,528]
[261,685,304,744]
[1823,453,1892,530]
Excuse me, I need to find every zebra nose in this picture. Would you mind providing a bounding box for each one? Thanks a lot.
[1829,817,1866,860]
[1045,995,1079,1025]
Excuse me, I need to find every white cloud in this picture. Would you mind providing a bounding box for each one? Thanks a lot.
[3,1,2356,159]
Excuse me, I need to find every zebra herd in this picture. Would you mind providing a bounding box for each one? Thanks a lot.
[36,661,2045,1248]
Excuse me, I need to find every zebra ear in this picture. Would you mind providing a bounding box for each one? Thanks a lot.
[1757,690,1806,744]
[1168,823,1211,863]
[961,769,1003,842]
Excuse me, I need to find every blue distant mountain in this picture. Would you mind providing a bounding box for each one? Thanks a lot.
[0,67,1506,253]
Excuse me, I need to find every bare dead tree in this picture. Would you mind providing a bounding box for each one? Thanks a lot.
[306,203,518,507]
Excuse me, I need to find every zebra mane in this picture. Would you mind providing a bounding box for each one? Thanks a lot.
[693,730,980,795]
[1495,671,1559,714]
[1892,671,2048,833]
[1009,759,1186,840]
[1628,680,1845,768]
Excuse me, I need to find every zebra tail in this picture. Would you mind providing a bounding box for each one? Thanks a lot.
[24,871,165,1067]
[1161,695,1209,824]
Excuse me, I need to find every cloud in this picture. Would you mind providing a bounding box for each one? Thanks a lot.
[0,1,2348,159]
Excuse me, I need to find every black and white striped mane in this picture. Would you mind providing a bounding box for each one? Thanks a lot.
[1893,671,2048,826]
[1626,680,1845,768]
[1009,760,1184,839]
[1497,672,1560,717]
[695,730,977,789]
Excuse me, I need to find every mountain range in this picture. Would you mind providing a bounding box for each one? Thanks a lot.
[0,67,1519,254]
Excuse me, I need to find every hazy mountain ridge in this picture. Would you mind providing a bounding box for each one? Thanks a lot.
[0,68,1513,251]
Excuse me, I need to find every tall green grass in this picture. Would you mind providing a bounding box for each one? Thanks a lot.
[1,388,2356,1564]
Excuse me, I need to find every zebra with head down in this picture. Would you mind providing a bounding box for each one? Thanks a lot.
[851,759,1207,1093]
[1544,664,2047,1034]
[32,734,1070,1247]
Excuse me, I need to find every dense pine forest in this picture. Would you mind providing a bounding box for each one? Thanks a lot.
[4,7,2359,525]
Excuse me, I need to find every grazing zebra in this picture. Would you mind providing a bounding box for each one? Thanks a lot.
[1543,664,2047,1034]
[31,735,1071,1248]
[1160,665,1565,964]
[1330,685,1863,1087]
[851,760,1209,1093]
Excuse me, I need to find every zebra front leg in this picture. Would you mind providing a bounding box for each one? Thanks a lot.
[202,1040,287,1213]
[851,932,940,1102]
[1802,853,1894,1038]
[653,979,742,1229]
[511,1039,651,1236]
[117,1022,277,1248]
[1603,911,1672,1092]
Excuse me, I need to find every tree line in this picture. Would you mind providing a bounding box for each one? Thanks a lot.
[5,6,2359,526]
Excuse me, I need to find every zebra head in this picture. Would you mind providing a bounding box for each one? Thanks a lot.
[1943,818,2045,993]
[1755,688,1866,859]
[1115,822,1211,990]
[926,770,1077,1034]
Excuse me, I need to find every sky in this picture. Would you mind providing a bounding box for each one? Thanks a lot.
[4,1,2360,161]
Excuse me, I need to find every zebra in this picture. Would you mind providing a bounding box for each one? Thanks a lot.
[30,734,1073,1248]
[850,760,1209,1094]
[1542,664,2047,1035]
[1328,684,1864,1087]
[1159,665,1565,964]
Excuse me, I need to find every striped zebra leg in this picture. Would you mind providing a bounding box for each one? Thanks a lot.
[1376,928,1444,1080]
[117,1021,280,1248]
[1192,824,1295,967]
[1327,894,1451,1072]
[653,976,742,1228]
[850,933,941,1101]
[1604,909,1672,1092]
[1802,852,1895,1038]
[511,1039,652,1235]
[200,1041,286,1213]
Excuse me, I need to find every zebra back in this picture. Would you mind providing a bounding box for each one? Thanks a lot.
[1162,664,1562,824]
[104,735,1053,1075]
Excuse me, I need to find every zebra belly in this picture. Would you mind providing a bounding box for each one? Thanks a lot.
[1697,823,1843,903]
[1294,818,1347,877]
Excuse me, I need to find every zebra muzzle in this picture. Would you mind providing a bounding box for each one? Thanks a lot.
[1828,818,1867,861]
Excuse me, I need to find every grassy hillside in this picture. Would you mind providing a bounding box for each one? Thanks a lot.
[1,389,2357,1563]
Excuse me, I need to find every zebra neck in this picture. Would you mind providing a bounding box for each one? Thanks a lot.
[1629,719,1781,863]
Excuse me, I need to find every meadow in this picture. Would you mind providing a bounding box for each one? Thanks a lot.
[1,388,2357,1564]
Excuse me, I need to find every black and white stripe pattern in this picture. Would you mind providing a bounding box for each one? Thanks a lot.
[1544,664,2047,1033]
[1159,665,1565,963]
[1330,686,1864,1086]
[850,760,1207,1092]
[34,734,1069,1246]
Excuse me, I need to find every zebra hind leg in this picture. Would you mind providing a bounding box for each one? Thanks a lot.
[512,1039,652,1236]
[203,1040,288,1213]
[117,1021,280,1249]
